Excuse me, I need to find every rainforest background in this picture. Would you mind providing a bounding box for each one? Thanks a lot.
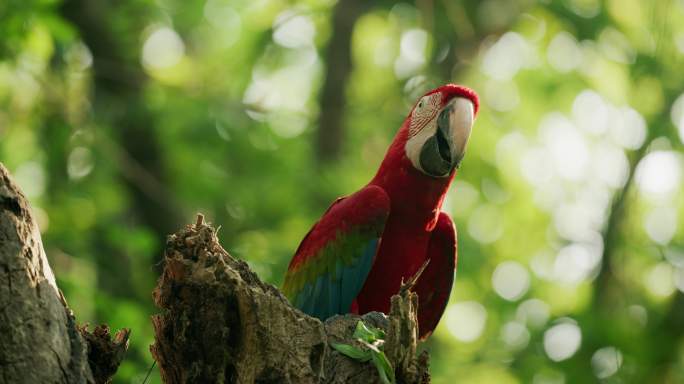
[2,0,684,382]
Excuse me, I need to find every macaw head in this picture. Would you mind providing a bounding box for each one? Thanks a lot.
[403,84,479,178]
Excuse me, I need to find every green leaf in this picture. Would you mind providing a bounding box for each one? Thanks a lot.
[333,321,394,383]
[331,342,372,362]
[352,320,385,343]
[370,348,396,384]
[359,340,395,384]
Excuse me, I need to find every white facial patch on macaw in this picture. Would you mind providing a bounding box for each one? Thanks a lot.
[405,93,442,173]
[408,94,441,138]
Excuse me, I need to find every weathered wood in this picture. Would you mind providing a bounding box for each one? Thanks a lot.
[0,163,128,384]
[151,216,430,384]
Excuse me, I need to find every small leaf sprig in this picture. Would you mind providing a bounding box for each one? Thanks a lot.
[331,321,396,384]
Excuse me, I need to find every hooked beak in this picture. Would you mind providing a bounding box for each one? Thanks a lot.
[419,97,475,177]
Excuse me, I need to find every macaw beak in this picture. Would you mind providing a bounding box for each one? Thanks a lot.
[419,97,475,177]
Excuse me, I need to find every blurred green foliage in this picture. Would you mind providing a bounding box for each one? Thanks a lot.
[2,0,684,383]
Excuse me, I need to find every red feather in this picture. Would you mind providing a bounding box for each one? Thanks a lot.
[413,212,457,339]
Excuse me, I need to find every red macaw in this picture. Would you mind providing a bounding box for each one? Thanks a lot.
[282,84,479,339]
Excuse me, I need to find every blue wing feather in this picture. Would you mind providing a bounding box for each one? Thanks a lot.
[283,185,390,321]
[339,238,378,313]
[293,238,379,320]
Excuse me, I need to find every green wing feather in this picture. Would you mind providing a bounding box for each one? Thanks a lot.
[282,186,390,320]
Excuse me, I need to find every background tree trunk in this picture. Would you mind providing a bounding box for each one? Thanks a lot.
[315,0,366,164]
[60,0,185,243]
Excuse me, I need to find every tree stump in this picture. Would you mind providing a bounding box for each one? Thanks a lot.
[151,215,431,383]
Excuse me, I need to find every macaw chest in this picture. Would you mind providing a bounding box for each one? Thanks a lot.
[355,218,432,314]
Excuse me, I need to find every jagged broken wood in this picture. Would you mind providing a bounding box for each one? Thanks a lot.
[0,163,129,384]
[151,215,430,383]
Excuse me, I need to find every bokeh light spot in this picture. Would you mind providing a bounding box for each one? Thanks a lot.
[501,321,530,349]
[273,11,315,48]
[635,150,683,199]
[483,32,535,80]
[67,147,94,180]
[394,28,428,78]
[644,262,675,297]
[14,161,45,198]
[643,207,677,245]
[573,90,609,135]
[591,346,623,379]
[670,93,684,145]
[608,107,646,150]
[445,301,487,343]
[553,243,602,284]
[544,320,582,362]
[203,0,242,47]
[517,298,551,328]
[467,204,504,244]
[492,261,530,301]
[539,113,588,181]
[547,32,582,72]
[142,27,185,70]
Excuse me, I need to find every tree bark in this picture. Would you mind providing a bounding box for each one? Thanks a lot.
[0,163,129,384]
[151,215,430,383]
[315,0,366,164]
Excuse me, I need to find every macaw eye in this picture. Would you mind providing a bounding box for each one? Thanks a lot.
[416,96,430,111]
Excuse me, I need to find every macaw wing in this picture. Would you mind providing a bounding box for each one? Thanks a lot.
[282,185,390,320]
[414,212,457,339]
